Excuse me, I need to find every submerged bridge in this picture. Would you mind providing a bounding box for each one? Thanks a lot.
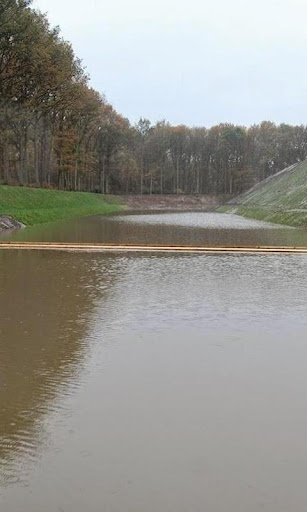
[1,242,307,254]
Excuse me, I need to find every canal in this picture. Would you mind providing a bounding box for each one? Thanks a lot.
[1,212,307,511]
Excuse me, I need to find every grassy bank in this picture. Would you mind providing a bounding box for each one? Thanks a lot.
[0,186,123,226]
[218,160,307,227]
[218,205,307,227]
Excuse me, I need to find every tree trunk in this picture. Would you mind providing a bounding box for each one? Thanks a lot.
[160,167,163,195]
[74,145,80,191]
[100,157,105,194]
[19,132,28,185]
[34,116,40,186]
[3,137,9,184]
[176,155,179,194]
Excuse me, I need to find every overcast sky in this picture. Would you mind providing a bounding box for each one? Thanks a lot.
[32,0,307,127]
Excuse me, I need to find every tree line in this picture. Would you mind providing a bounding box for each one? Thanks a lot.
[1,1,307,196]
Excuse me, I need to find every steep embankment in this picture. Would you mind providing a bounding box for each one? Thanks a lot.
[219,160,307,226]
[0,186,123,229]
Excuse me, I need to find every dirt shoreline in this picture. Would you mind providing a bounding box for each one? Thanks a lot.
[122,194,226,211]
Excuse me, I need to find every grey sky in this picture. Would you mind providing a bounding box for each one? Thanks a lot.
[33,0,307,127]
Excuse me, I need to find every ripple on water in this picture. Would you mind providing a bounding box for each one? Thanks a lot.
[1,215,307,511]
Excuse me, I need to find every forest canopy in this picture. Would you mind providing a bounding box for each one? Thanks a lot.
[1,0,307,196]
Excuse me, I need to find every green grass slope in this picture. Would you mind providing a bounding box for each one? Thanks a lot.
[219,160,307,226]
[0,186,123,226]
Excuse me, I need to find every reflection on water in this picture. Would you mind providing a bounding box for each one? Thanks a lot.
[1,213,307,511]
[115,211,285,228]
[0,251,116,485]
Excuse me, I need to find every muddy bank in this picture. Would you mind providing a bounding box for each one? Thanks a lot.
[123,194,227,211]
[0,215,25,232]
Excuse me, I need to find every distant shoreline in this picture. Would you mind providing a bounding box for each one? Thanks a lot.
[122,194,226,211]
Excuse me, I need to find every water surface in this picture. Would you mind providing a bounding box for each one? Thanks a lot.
[3,211,307,246]
[1,212,307,511]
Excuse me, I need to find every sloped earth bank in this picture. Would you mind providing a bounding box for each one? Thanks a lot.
[218,205,307,227]
[219,160,307,227]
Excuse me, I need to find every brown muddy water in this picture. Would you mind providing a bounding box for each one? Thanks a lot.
[1,212,307,511]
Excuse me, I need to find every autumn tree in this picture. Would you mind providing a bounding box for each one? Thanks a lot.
[1,1,307,196]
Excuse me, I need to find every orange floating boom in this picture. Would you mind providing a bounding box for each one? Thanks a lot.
[1,242,307,254]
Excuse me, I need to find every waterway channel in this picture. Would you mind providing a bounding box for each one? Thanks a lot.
[1,212,307,511]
